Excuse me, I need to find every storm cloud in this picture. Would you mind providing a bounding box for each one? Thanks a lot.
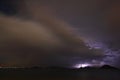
[0,13,103,67]
[0,0,119,67]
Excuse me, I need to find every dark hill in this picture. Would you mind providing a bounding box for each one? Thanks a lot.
[100,65,119,70]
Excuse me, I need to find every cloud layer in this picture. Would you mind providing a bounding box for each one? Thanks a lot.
[0,13,103,67]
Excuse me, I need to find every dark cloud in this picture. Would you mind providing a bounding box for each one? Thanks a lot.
[0,0,120,67]
[0,13,103,67]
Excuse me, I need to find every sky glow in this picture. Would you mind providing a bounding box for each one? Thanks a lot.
[74,63,91,68]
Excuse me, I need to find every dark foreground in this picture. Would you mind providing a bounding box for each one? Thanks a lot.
[0,66,120,80]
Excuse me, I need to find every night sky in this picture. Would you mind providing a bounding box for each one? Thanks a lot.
[0,0,120,68]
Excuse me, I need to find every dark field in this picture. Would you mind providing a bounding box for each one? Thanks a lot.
[0,66,120,80]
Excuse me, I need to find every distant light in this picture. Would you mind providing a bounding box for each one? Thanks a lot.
[74,63,91,68]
